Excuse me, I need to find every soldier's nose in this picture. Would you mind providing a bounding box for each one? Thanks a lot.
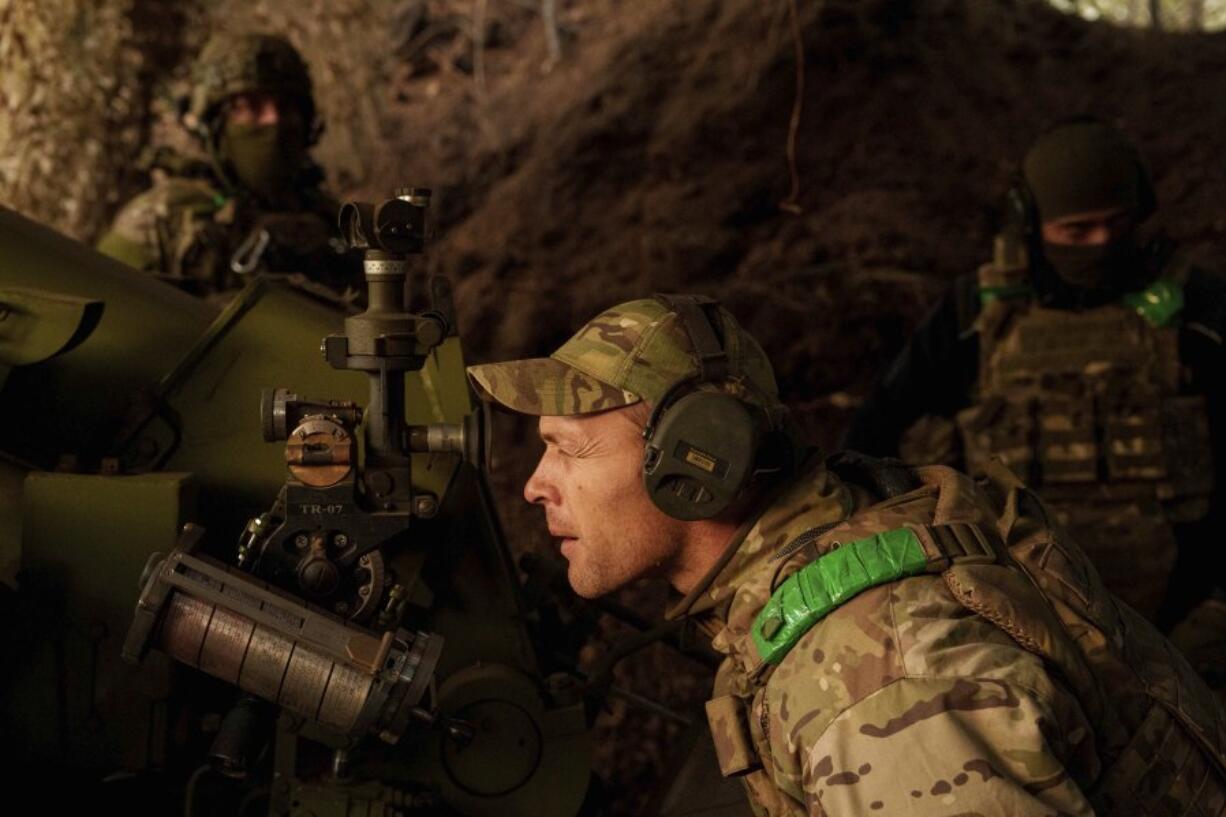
[524,459,556,506]
[1091,226,1115,245]
[257,100,281,125]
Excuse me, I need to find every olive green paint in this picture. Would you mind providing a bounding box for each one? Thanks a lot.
[6,472,194,770]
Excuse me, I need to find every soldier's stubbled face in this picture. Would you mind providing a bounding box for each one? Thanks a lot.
[524,407,689,598]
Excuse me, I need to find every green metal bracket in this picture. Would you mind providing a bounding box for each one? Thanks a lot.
[0,287,103,368]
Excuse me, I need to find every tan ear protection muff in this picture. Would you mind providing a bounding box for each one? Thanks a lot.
[641,295,778,521]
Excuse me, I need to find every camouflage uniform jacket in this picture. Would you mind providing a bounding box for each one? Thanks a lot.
[96,166,357,302]
[669,459,1226,816]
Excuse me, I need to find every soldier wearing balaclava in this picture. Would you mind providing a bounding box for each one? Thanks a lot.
[1021,119,1154,297]
[845,119,1226,675]
[97,33,357,302]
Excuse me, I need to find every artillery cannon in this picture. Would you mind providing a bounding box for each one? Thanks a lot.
[0,197,591,816]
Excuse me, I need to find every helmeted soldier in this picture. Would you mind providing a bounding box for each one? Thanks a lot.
[467,295,1226,816]
[96,33,358,302]
[844,118,1226,628]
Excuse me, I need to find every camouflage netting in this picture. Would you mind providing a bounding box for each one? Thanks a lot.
[0,0,148,239]
[6,0,1226,813]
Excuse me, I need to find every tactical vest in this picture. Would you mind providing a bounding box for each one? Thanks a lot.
[706,461,1226,815]
[104,171,355,301]
[952,261,1213,616]
[174,197,348,296]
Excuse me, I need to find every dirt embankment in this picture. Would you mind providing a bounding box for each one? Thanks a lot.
[378,0,1226,440]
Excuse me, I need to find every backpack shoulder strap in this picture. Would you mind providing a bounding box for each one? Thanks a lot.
[826,450,921,501]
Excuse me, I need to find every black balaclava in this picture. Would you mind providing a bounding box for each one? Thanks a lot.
[1022,121,1150,298]
[216,106,309,203]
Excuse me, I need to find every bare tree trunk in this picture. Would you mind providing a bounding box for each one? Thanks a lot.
[1149,0,1162,30]
[1188,0,1206,30]
[541,0,562,71]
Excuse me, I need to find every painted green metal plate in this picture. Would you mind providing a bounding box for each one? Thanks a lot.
[0,288,103,368]
[9,471,194,770]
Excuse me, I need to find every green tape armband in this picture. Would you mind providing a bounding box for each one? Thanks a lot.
[751,527,928,665]
[1122,278,1184,328]
[978,284,1032,306]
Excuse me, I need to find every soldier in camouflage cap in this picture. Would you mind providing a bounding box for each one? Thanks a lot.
[471,295,1226,815]
[96,33,357,303]
[470,296,784,598]
[469,297,780,416]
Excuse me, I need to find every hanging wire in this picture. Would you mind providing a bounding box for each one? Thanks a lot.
[778,0,806,215]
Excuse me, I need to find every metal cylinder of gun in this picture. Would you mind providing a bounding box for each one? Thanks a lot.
[406,408,489,469]
[124,530,442,744]
[363,250,409,316]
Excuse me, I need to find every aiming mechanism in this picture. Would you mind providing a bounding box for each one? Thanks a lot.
[121,190,516,801]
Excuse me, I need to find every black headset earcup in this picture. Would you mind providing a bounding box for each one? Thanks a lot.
[1135,156,1157,221]
[643,391,759,521]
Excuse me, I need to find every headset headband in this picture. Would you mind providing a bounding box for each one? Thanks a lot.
[653,294,728,382]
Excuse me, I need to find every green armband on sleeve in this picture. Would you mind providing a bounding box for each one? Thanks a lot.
[1122,278,1184,328]
[978,283,1032,305]
[751,527,928,665]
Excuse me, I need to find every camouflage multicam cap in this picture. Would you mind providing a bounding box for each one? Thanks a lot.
[467,298,780,416]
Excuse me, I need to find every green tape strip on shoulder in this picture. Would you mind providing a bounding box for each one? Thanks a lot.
[1121,278,1184,328]
[978,283,1032,306]
[751,527,929,665]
